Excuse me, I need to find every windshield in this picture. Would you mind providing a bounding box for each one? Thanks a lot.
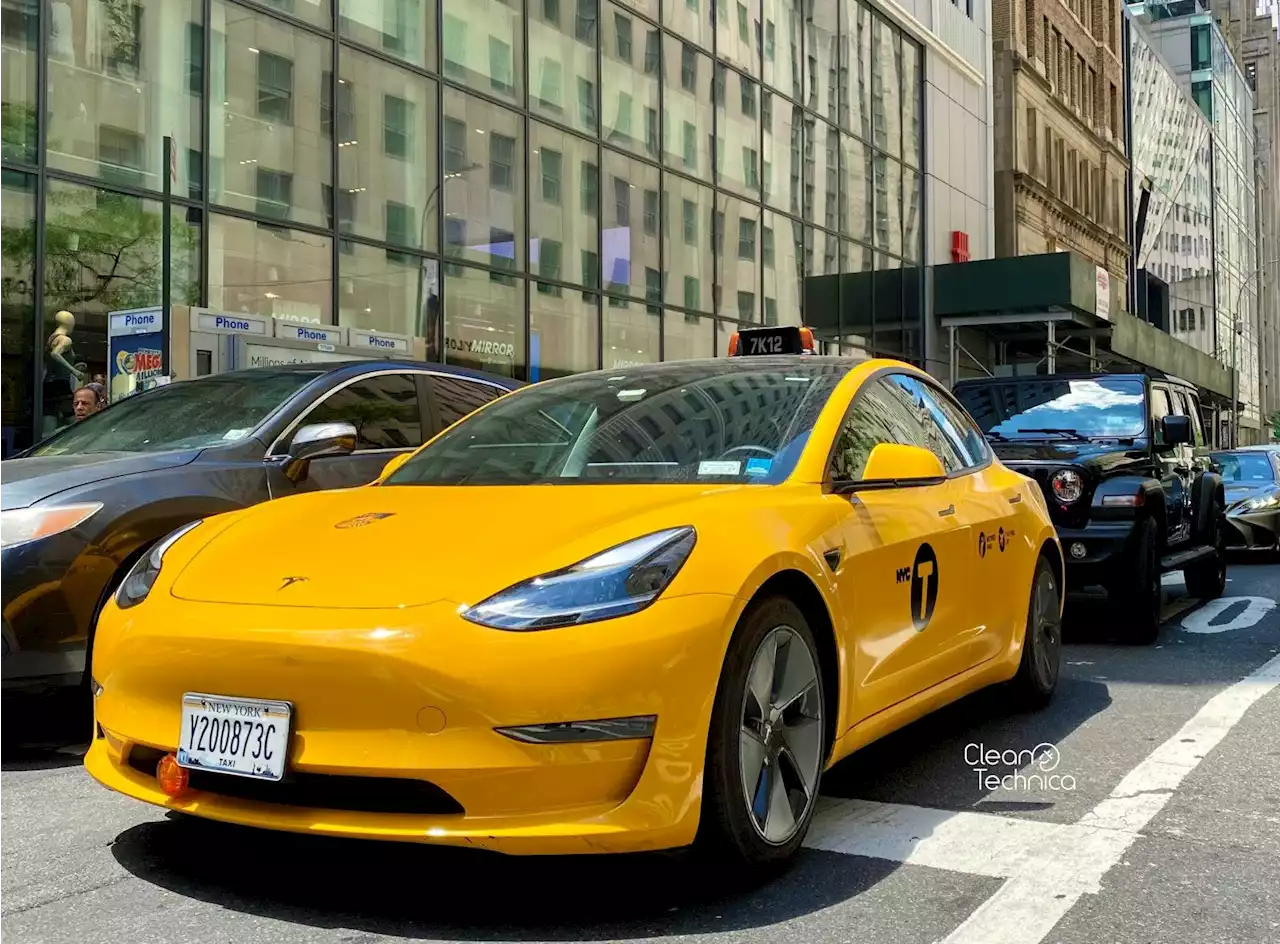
[387,359,852,486]
[29,370,322,456]
[1211,453,1276,483]
[954,378,1147,440]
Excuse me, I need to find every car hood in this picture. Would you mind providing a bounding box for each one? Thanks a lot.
[989,440,1149,477]
[0,450,201,509]
[170,483,740,609]
[1225,482,1279,508]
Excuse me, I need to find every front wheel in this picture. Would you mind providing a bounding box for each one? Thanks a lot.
[1184,510,1227,600]
[697,596,826,873]
[1010,555,1062,709]
[1113,517,1162,645]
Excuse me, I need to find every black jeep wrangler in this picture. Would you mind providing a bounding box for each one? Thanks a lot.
[953,373,1226,643]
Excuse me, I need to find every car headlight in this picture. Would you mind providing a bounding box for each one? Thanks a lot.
[115,520,204,610]
[1050,469,1084,504]
[1242,494,1279,512]
[0,503,103,550]
[462,527,696,630]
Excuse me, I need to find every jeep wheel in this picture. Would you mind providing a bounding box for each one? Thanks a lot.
[1185,511,1227,600]
[1114,517,1162,645]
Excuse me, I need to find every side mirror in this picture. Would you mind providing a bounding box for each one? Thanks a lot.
[283,422,357,483]
[834,443,947,492]
[1159,414,1192,447]
[378,452,412,482]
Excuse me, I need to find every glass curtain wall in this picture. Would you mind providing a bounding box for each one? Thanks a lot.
[0,0,924,452]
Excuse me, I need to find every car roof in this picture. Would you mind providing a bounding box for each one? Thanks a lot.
[953,372,1147,387]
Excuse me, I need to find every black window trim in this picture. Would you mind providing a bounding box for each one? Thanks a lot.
[822,366,994,490]
[268,369,507,457]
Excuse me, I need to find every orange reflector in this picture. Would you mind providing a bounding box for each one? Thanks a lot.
[727,332,740,356]
[798,326,815,352]
[156,753,190,796]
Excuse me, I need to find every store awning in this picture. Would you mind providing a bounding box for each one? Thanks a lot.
[933,252,1115,328]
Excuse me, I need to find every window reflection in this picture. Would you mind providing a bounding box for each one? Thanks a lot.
[442,0,523,105]
[603,148,660,301]
[339,0,436,70]
[662,35,713,182]
[602,1,659,156]
[208,213,330,322]
[529,0,598,133]
[663,173,715,313]
[2,171,36,454]
[442,88,524,272]
[443,262,524,378]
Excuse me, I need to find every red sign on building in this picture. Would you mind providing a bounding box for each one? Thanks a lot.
[951,231,970,263]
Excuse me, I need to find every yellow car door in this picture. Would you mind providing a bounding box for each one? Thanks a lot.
[822,372,984,728]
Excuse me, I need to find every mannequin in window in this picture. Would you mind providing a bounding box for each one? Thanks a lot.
[44,310,85,429]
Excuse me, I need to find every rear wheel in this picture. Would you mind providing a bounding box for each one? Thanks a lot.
[697,596,826,873]
[1010,556,1062,709]
[1113,517,1162,645]
[1184,510,1227,600]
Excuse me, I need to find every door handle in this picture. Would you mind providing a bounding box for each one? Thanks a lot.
[937,504,956,517]
[1007,493,1023,505]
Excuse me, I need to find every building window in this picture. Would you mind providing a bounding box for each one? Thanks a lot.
[1026,107,1038,177]
[490,133,516,191]
[576,0,598,42]
[581,160,600,214]
[385,200,417,248]
[712,209,725,253]
[322,184,355,232]
[764,297,777,325]
[186,22,204,96]
[1246,62,1257,92]
[762,225,774,266]
[738,218,756,259]
[490,227,516,280]
[578,77,597,128]
[256,168,293,219]
[540,148,562,202]
[490,37,515,95]
[645,267,662,313]
[743,147,759,190]
[444,117,467,172]
[257,52,294,124]
[643,189,659,235]
[682,121,697,167]
[543,0,560,22]
[737,290,755,321]
[1191,24,1211,71]
[615,13,632,61]
[383,95,413,159]
[681,43,697,90]
[97,126,144,188]
[684,275,700,309]
[645,107,659,155]
[614,177,631,225]
[644,29,659,75]
[582,249,600,288]
[537,237,563,288]
[740,75,756,117]
[322,72,357,142]
[682,199,698,244]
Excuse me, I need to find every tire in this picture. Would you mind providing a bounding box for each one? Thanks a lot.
[1112,517,1162,645]
[1010,555,1062,709]
[696,595,826,874]
[1184,509,1227,600]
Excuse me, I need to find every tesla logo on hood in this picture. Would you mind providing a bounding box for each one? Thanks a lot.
[334,512,396,529]
[278,576,308,591]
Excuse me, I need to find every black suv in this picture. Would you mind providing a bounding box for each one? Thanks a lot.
[953,373,1226,643]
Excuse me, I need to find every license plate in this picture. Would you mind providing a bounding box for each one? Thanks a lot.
[177,693,291,781]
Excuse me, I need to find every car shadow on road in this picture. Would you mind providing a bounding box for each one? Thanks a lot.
[109,815,901,940]
[2,690,91,771]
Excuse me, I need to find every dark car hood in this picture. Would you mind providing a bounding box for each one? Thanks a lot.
[990,440,1150,476]
[0,451,201,509]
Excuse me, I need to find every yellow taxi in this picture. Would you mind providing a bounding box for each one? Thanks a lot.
[86,326,1063,871]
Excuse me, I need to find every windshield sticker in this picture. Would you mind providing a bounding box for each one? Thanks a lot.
[222,428,251,441]
[616,388,647,401]
[698,460,742,476]
[745,457,773,477]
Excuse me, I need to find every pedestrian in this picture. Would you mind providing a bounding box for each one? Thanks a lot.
[72,383,105,421]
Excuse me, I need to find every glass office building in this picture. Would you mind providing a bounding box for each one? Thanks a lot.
[0,0,926,453]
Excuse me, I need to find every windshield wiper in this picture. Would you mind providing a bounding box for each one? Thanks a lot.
[1016,427,1091,441]
[984,431,1011,442]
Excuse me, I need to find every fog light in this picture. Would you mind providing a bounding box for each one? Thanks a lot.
[1069,542,1087,560]
[156,754,190,797]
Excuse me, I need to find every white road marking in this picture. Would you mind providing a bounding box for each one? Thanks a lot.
[803,651,1280,944]
[940,650,1280,944]
[1180,596,1277,634]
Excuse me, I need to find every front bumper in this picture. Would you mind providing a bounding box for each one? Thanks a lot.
[1051,520,1137,591]
[1,533,107,691]
[1224,507,1280,549]
[87,592,740,854]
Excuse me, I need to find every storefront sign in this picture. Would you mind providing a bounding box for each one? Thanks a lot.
[349,328,411,354]
[274,321,347,345]
[445,336,516,359]
[191,308,271,336]
[108,307,164,336]
[1095,267,1111,321]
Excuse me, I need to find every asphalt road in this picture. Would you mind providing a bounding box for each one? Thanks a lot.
[4,557,1279,944]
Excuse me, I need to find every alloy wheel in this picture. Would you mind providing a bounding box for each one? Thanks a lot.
[738,626,823,845]
[1032,568,1061,689]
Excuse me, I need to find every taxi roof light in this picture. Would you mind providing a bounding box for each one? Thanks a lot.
[727,325,817,357]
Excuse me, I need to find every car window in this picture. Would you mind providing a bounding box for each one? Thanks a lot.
[1209,452,1277,482]
[912,377,989,470]
[429,375,508,427]
[298,374,423,450]
[881,375,971,473]
[1149,387,1171,421]
[28,369,321,456]
[829,376,959,480]
[388,360,848,486]
[1172,391,1206,446]
[954,377,1147,440]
